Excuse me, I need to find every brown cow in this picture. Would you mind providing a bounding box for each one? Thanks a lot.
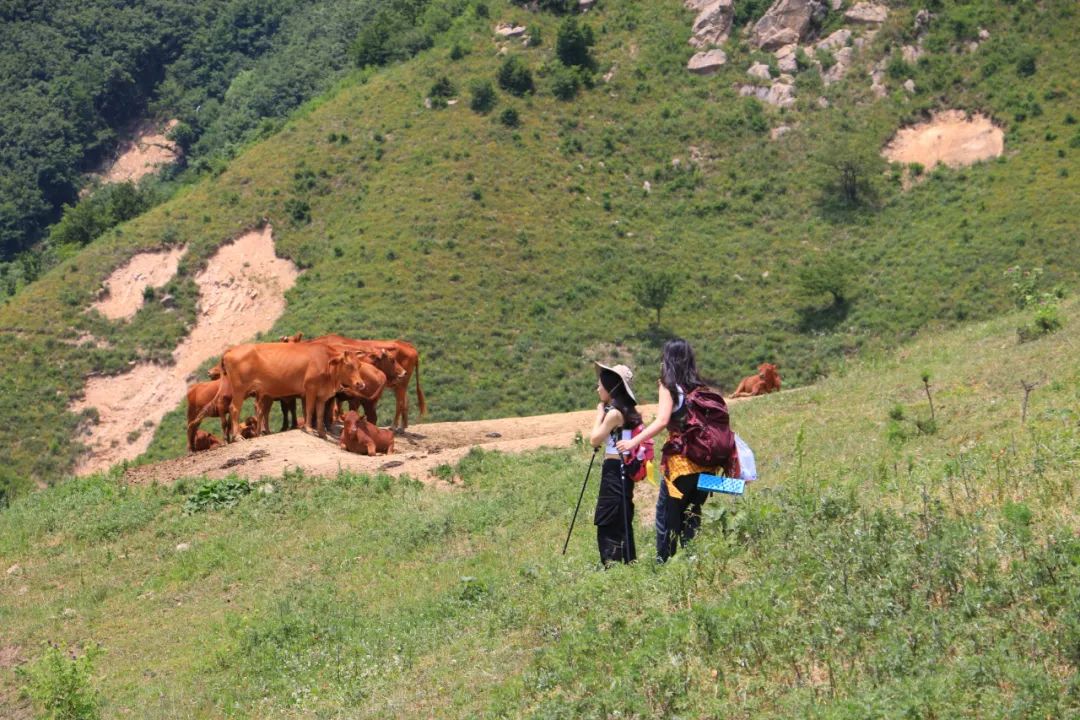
[186,377,232,450]
[222,342,367,440]
[307,335,423,430]
[192,429,222,452]
[730,363,782,398]
[339,411,395,455]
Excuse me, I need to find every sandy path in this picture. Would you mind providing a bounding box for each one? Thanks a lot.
[882,110,1003,171]
[92,246,187,320]
[126,405,657,487]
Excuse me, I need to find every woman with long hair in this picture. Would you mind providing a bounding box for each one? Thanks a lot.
[617,338,719,561]
[588,362,642,565]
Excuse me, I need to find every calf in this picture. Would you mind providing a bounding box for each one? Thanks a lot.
[192,430,222,452]
[339,411,395,455]
[730,363,782,398]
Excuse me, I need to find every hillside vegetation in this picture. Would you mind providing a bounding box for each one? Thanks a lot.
[1,299,1077,717]
[1,0,1079,494]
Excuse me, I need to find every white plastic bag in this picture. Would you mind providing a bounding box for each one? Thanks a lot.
[735,434,757,481]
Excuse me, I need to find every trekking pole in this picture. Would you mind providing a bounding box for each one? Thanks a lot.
[618,451,633,564]
[562,447,599,555]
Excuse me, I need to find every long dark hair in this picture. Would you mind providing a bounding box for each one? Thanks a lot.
[600,370,642,428]
[659,338,712,397]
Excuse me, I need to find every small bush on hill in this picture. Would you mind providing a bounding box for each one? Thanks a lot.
[17,643,102,720]
[469,80,498,113]
[550,65,582,100]
[633,272,679,327]
[429,76,456,98]
[556,17,595,68]
[512,0,574,13]
[497,55,535,96]
[500,107,521,127]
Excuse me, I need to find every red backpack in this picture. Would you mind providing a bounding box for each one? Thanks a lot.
[616,424,654,482]
[669,386,736,472]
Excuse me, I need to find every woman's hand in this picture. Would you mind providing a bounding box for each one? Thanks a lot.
[615,437,636,453]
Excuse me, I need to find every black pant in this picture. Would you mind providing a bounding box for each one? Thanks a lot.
[658,472,708,562]
[594,458,636,565]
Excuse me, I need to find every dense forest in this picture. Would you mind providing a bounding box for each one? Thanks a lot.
[0,0,456,277]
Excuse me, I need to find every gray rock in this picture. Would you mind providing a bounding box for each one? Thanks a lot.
[6,563,21,576]
[823,46,854,85]
[747,62,773,80]
[816,28,851,51]
[579,0,596,10]
[687,48,728,74]
[176,542,191,552]
[770,124,793,139]
[775,43,799,73]
[741,82,796,107]
[494,23,526,37]
[752,0,826,51]
[845,2,888,24]
[902,45,923,64]
[689,0,735,48]
[817,96,830,108]
[978,28,990,40]
[914,9,932,34]
[903,79,916,93]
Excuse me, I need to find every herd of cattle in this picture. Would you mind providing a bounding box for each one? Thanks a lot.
[186,333,425,456]
[184,340,781,458]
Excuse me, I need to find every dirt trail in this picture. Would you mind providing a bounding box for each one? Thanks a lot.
[126,404,658,487]
[92,246,187,320]
[71,226,298,475]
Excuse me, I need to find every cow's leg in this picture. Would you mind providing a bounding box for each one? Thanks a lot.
[257,396,275,435]
[303,389,318,434]
[186,406,198,453]
[279,398,293,432]
[228,395,244,442]
[313,394,327,438]
[394,384,409,431]
[362,391,379,425]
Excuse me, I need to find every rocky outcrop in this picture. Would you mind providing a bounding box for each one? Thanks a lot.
[816,28,851,51]
[494,23,526,37]
[775,43,799,73]
[844,2,888,24]
[822,46,854,84]
[739,81,796,108]
[687,48,728,74]
[747,62,773,80]
[752,0,826,50]
[688,0,735,48]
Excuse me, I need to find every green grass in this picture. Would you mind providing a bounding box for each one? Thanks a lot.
[1,0,1079,488]
[1,299,1077,717]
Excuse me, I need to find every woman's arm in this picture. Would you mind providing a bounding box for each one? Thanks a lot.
[616,383,672,452]
[589,406,624,448]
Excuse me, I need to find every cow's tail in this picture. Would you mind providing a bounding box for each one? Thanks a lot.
[414,357,427,417]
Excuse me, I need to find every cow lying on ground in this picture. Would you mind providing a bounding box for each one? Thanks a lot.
[192,430,222,452]
[730,363,782,398]
[221,341,367,440]
[239,416,260,439]
[339,410,395,455]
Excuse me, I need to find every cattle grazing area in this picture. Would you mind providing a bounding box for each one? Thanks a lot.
[2,301,1078,717]
[1,0,1078,495]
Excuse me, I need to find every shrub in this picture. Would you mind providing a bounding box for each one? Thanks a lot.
[17,643,102,720]
[512,0,574,12]
[469,80,497,113]
[284,198,311,225]
[555,17,595,68]
[797,252,855,306]
[500,107,521,127]
[818,143,882,210]
[1016,50,1037,77]
[550,65,582,100]
[497,55,534,96]
[429,76,456,98]
[449,43,467,60]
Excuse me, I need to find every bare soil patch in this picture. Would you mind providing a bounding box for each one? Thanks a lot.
[882,110,1004,175]
[96,118,181,185]
[71,226,298,475]
[91,246,187,321]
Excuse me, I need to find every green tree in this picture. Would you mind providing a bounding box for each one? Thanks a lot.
[555,17,595,68]
[497,55,534,96]
[633,272,678,326]
[798,252,855,306]
[469,80,497,113]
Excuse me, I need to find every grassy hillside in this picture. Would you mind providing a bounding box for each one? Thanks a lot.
[1,0,1079,491]
[2,299,1077,717]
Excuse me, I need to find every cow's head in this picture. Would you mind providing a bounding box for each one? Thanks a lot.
[329,351,367,394]
[367,349,407,381]
[208,362,223,380]
[280,332,304,343]
[758,363,780,385]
